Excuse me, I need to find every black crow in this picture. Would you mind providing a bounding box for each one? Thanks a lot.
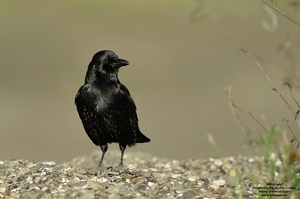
[75,50,150,167]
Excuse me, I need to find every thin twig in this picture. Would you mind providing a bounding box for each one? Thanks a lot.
[284,119,300,146]
[241,48,295,116]
[261,0,300,26]
[249,112,281,146]
[249,112,269,134]
[284,82,300,109]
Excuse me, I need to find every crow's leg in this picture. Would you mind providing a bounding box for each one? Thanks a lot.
[118,143,126,168]
[99,144,108,167]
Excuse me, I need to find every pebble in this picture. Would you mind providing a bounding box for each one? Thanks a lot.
[215,179,226,186]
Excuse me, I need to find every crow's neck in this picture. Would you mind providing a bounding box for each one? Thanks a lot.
[85,70,119,84]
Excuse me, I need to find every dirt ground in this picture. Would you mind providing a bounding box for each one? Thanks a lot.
[1,1,300,163]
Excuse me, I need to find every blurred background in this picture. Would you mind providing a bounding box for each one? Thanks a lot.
[1,0,300,163]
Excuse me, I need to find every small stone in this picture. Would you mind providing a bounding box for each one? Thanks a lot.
[135,184,146,193]
[108,171,119,176]
[0,187,6,194]
[127,164,135,169]
[209,184,220,191]
[79,190,95,199]
[106,185,119,194]
[18,167,30,175]
[171,174,181,179]
[173,182,183,190]
[42,187,49,192]
[119,186,131,195]
[108,194,120,199]
[6,168,16,173]
[214,159,223,167]
[42,161,56,166]
[188,176,198,182]
[212,179,226,187]
[147,181,155,187]
[27,163,37,168]
[182,190,196,198]
[21,191,33,198]
[0,176,7,180]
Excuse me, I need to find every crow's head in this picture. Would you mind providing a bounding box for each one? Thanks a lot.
[85,50,129,83]
[92,50,129,74]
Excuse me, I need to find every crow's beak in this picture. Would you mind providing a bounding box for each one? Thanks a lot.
[112,58,129,68]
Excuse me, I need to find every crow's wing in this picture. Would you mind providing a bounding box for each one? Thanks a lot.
[112,84,150,144]
[75,84,105,145]
[107,83,140,146]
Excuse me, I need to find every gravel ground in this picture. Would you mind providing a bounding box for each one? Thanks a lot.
[0,150,299,199]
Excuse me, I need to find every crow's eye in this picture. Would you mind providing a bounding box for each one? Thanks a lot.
[103,59,109,65]
[104,58,115,65]
[102,59,114,71]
